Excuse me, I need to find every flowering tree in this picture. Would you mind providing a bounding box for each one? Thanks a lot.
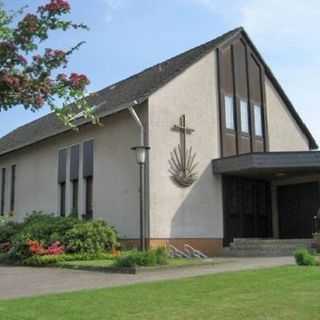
[0,0,95,127]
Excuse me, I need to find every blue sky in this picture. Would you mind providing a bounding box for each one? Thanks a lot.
[3,0,320,145]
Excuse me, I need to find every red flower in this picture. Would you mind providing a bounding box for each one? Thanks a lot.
[47,241,64,255]
[39,0,70,14]
[2,74,21,88]
[69,73,89,90]
[20,14,39,33]
[27,240,47,255]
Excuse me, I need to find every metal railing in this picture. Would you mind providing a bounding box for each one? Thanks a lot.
[168,244,208,259]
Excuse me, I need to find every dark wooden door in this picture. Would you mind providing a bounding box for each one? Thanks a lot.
[223,176,272,246]
[278,182,320,239]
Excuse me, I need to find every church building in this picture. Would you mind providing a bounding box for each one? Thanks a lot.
[0,27,319,256]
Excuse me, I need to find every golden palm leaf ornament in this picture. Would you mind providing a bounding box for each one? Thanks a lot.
[169,115,198,187]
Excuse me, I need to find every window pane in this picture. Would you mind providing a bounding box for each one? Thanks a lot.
[240,100,249,133]
[254,104,263,137]
[224,95,235,130]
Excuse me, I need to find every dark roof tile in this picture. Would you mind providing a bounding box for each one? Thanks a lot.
[0,27,317,156]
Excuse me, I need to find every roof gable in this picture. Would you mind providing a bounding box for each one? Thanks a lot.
[0,27,317,157]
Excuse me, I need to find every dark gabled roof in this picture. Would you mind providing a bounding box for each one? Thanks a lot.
[0,27,317,157]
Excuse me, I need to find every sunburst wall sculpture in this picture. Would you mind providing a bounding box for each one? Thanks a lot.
[169,115,198,188]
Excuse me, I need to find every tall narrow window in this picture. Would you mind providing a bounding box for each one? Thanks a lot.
[71,180,79,215]
[60,182,66,217]
[58,149,67,216]
[224,95,235,130]
[85,176,93,219]
[10,165,16,212]
[1,168,5,215]
[83,140,94,219]
[70,145,80,216]
[254,104,263,137]
[240,100,249,134]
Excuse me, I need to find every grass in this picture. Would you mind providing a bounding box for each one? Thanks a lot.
[55,257,212,270]
[0,266,320,319]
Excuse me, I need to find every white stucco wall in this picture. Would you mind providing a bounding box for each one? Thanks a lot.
[148,51,223,239]
[0,108,147,239]
[265,77,309,151]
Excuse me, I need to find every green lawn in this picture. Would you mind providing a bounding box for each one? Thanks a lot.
[0,266,320,320]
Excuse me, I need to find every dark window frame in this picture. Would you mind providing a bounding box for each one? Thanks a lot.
[1,168,5,216]
[85,176,93,219]
[59,182,66,217]
[71,179,79,216]
[10,165,16,212]
[83,140,94,219]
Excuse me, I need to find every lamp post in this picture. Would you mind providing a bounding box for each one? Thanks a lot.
[131,145,150,251]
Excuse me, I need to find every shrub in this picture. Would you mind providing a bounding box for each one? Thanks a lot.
[294,248,318,266]
[64,220,118,254]
[154,247,170,265]
[114,248,169,268]
[19,211,78,246]
[0,221,23,244]
[8,233,32,261]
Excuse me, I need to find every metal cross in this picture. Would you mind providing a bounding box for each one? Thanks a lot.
[172,115,195,173]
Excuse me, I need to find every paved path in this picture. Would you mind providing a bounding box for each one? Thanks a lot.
[0,256,294,300]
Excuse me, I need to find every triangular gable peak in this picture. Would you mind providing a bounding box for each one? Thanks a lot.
[215,30,317,154]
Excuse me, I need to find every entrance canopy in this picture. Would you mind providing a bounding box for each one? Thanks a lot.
[212,151,320,179]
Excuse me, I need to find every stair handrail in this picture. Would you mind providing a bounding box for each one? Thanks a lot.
[168,244,191,259]
[183,244,208,259]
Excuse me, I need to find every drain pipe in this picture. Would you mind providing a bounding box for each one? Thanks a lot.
[128,101,150,251]
[128,101,144,145]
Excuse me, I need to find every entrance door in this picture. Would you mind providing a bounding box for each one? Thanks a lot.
[278,182,320,239]
[223,176,272,246]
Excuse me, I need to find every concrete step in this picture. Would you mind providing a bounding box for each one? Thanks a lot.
[223,248,298,257]
[223,238,315,257]
[230,243,313,250]
[232,238,313,246]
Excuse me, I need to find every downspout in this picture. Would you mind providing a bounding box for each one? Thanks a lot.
[128,101,144,145]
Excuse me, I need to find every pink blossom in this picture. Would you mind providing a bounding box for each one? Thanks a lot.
[69,73,90,90]
[39,0,70,14]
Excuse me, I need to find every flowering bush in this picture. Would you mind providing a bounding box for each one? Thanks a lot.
[47,241,64,255]
[27,240,47,256]
[0,1,95,127]
[26,240,64,256]
[0,212,119,263]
